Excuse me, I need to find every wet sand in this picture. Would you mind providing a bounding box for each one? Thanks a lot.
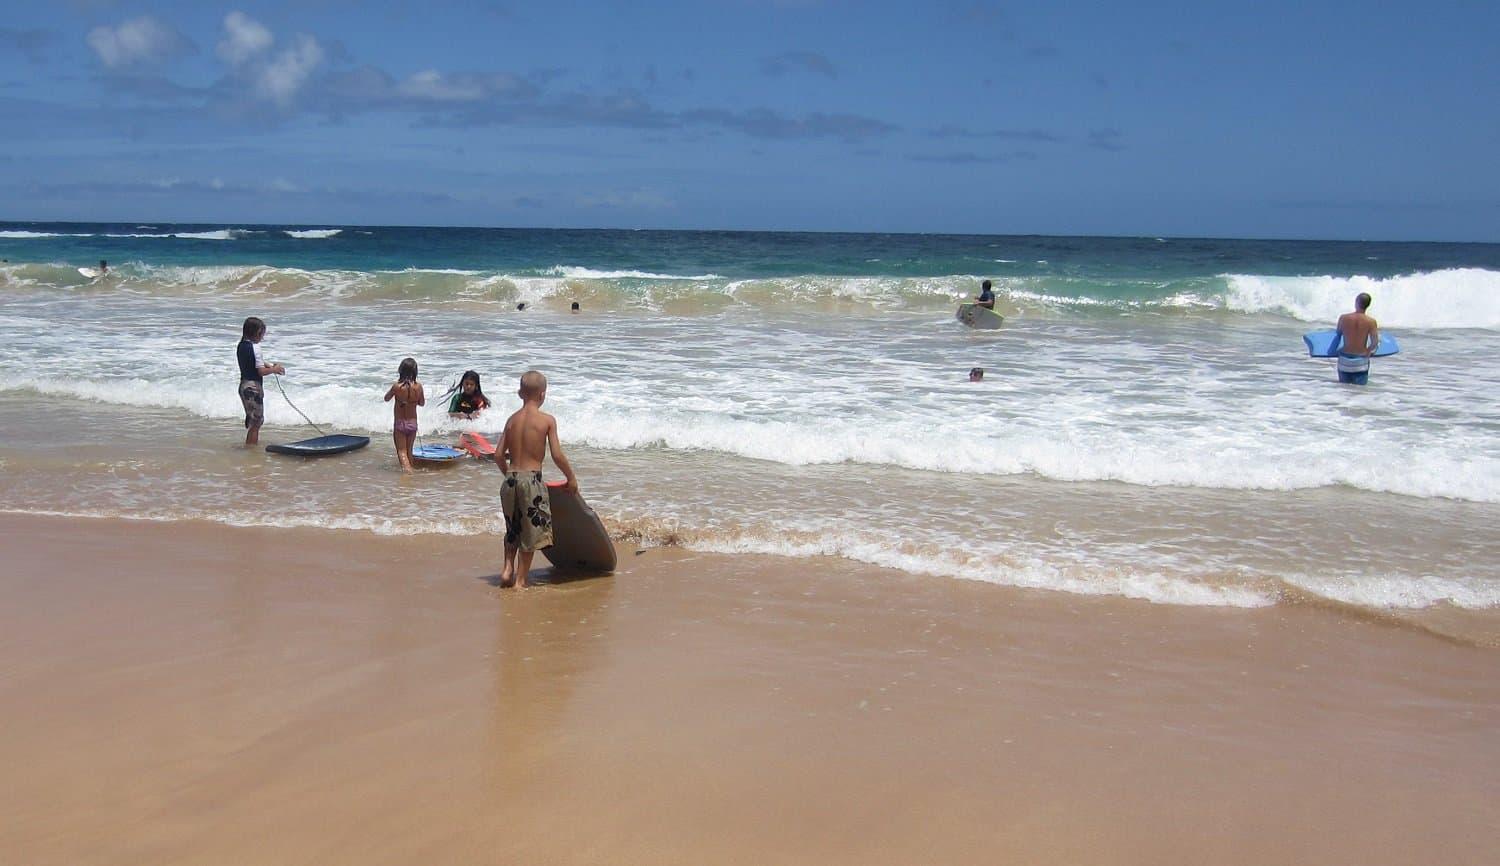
[1,513,1496,865]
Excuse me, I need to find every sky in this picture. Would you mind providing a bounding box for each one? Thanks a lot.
[1,0,1497,240]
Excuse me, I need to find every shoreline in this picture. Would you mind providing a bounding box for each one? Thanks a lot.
[2,513,1496,864]
[5,503,1498,648]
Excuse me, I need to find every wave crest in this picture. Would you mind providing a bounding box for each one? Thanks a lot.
[1224,268,1500,329]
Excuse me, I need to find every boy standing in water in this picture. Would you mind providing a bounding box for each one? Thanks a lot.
[236,316,285,446]
[1335,292,1380,385]
[494,370,578,589]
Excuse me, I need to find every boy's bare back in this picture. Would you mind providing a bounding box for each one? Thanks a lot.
[494,371,577,489]
[500,404,554,472]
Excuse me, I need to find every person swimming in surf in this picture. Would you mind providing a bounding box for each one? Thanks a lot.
[446,370,492,419]
[973,279,995,309]
[1335,293,1380,385]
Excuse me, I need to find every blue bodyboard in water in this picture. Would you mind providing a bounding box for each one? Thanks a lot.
[266,434,370,456]
[411,444,466,465]
[1303,330,1400,358]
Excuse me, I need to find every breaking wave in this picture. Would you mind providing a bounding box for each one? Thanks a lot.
[3,256,1498,326]
[1224,269,1500,329]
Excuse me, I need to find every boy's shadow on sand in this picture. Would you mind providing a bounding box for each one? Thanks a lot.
[478,567,610,588]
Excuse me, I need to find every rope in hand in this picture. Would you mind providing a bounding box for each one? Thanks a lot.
[270,374,328,436]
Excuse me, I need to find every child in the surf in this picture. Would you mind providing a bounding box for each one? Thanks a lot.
[446,370,491,419]
[383,357,425,471]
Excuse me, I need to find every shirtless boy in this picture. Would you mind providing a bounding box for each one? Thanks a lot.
[1335,293,1380,385]
[494,370,578,589]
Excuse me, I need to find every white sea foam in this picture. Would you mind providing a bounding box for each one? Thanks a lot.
[3,358,1498,504]
[1224,268,1500,329]
[0,506,498,538]
[170,229,251,240]
[1279,572,1500,609]
[542,265,723,280]
[687,531,1275,607]
[93,229,257,240]
[560,408,1500,503]
[285,228,343,238]
[0,230,65,238]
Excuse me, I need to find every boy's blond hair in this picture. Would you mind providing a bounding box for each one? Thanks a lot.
[519,370,547,398]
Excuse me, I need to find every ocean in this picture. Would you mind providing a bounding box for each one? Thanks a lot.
[2,223,1497,630]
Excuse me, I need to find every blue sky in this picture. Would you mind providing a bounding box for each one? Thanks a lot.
[1,0,1497,240]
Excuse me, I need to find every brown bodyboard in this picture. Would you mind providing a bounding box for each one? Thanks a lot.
[540,481,616,573]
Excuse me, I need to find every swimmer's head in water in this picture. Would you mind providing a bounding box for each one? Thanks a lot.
[571,301,580,312]
[969,367,984,381]
[516,302,527,311]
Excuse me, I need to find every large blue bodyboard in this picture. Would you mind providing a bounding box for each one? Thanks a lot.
[1303,330,1400,358]
[266,434,370,456]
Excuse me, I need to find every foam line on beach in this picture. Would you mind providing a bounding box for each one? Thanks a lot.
[9,505,1498,615]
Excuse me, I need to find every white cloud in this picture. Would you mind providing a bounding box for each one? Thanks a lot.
[397,70,487,102]
[86,16,191,69]
[212,11,323,108]
[254,34,324,107]
[217,11,272,67]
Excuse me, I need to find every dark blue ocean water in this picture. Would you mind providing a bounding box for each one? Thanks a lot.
[5,222,1500,283]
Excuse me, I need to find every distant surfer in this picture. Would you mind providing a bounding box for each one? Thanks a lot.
[446,370,491,419]
[99,260,108,275]
[1335,293,1379,385]
[969,367,984,382]
[494,370,578,589]
[974,279,995,309]
[571,301,581,313]
[236,316,285,447]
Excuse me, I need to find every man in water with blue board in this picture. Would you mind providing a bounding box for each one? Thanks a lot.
[1335,293,1380,385]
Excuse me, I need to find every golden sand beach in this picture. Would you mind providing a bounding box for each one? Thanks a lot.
[1,513,1496,865]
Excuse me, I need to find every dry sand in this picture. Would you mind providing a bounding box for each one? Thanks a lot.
[1,513,1496,865]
